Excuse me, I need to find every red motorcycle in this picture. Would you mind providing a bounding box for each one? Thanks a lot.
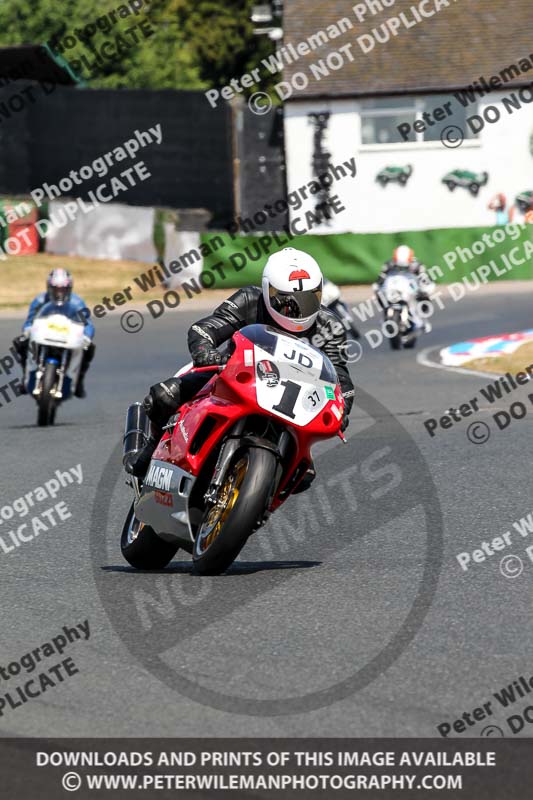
[121,324,345,575]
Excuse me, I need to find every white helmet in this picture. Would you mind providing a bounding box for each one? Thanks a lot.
[262,248,323,333]
[393,245,415,267]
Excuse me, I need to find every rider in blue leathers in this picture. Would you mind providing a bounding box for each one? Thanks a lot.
[13,269,95,397]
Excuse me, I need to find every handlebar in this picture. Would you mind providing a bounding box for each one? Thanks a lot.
[189,365,225,373]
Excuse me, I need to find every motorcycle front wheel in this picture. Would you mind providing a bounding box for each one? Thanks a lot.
[385,310,402,350]
[37,361,57,426]
[193,448,277,575]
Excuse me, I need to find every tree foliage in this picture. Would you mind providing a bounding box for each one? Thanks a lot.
[168,0,275,89]
[0,0,275,91]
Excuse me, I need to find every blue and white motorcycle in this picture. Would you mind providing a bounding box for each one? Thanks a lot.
[25,301,86,426]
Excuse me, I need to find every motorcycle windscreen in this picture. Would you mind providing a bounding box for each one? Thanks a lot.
[37,301,87,325]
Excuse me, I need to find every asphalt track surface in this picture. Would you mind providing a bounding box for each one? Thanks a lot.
[1,284,532,738]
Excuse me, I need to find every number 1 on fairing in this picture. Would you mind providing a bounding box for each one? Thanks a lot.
[272,379,301,419]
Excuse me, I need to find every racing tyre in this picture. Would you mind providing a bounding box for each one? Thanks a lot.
[445,181,455,191]
[121,503,179,569]
[193,448,277,575]
[385,310,402,350]
[469,183,479,196]
[37,361,57,427]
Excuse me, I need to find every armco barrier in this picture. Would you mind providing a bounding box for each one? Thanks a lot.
[200,226,533,288]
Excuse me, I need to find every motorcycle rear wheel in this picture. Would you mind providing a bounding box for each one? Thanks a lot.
[37,362,57,426]
[193,448,277,575]
[121,503,180,570]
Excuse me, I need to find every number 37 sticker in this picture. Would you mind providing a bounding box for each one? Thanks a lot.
[303,388,322,411]
[302,385,335,411]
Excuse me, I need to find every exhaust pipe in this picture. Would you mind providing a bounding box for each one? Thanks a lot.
[123,402,150,469]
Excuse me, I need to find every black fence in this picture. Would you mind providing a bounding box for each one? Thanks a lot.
[237,104,288,230]
[0,86,236,227]
[0,86,288,231]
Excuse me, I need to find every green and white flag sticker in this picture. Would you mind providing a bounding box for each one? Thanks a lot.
[325,386,335,400]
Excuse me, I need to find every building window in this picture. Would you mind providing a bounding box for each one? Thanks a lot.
[360,95,478,145]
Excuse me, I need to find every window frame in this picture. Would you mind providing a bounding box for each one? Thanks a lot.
[358,95,480,149]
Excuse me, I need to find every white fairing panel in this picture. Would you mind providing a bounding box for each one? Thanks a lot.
[253,335,337,427]
[383,274,418,304]
[30,315,85,349]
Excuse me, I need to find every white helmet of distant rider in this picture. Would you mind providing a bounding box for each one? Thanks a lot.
[262,247,323,333]
[392,245,415,268]
[47,268,73,303]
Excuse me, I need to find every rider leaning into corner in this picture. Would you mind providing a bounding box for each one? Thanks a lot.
[128,247,355,493]
[12,268,95,397]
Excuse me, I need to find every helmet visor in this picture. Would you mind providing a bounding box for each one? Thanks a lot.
[50,286,70,303]
[269,283,322,320]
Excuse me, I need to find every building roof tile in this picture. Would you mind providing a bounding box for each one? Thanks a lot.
[282,0,533,98]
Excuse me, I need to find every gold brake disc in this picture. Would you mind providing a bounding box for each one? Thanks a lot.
[198,458,248,553]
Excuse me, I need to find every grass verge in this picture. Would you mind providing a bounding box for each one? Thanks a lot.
[463,341,533,375]
[1,254,161,310]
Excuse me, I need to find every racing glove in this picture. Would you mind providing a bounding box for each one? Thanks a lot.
[82,335,92,350]
[191,342,227,367]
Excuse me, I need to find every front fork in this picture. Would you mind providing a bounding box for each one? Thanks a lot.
[52,350,68,399]
[31,348,67,398]
[385,303,410,331]
[32,348,46,397]
[204,419,248,507]
[204,423,291,522]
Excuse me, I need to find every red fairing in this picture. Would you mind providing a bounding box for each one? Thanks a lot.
[152,327,344,508]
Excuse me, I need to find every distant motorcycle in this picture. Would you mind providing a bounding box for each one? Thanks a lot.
[375,271,426,350]
[121,323,346,575]
[322,279,360,339]
[25,301,86,426]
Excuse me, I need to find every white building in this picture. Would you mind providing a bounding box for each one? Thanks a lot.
[281,0,533,233]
